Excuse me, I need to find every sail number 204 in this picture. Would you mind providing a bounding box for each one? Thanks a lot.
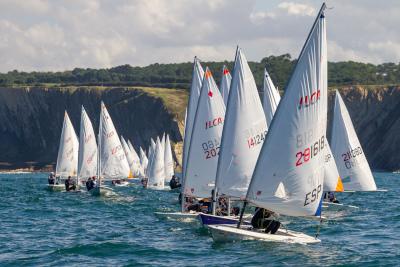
[295,136,325,167]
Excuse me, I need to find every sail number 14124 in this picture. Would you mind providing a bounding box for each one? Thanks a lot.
[295,136,325,167]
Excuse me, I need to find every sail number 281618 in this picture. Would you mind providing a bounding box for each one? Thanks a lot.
[295,136,325,167]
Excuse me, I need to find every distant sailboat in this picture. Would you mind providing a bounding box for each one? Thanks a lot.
[330,91,378,191]
[139,147,148,174]
[147,137,165,189]
[77,106,97,189]
[52,111,79,191]
[119,136,137,184]
[219,65,232,106]
[92,102,132,196]
[164,134,174,180]
[323,141,344,193]
[126,138,143,178]
[262,68,281,128]
[209,3,327,244]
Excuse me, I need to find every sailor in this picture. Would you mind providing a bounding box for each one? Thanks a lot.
[169,175,181,189]
[141,178,148,188]
[86,176,96,191]
[65,176,76,191]
[251,207,281,234]
[85,177,91,191]
[55,175,61,185]
[328,191,339,203]
[48,172,55,185]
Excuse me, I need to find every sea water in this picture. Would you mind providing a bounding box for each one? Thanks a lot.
[0,172,398,266]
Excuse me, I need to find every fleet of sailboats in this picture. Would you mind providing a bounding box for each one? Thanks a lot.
[49,2,385,245]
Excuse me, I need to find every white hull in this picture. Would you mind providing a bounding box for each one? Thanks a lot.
[47,184,64,192]
[322,201,359,209]
[154,211,199,221]
[208,224,320,244]
[89,186,114,196]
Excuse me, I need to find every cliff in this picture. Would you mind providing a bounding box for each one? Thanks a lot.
[0,86,187,171]
[0,85,399,172]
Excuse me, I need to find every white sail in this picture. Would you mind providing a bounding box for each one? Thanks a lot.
[164,134,174,179]
[183,67,226,198]
[146,138,156,177]
[324,141,344,192]
[219,65,232,106]
[127,139,143,177]
[99,102,132,179]
[215,49,267,199]
[182,58,204,184]
[77,106,97,180]
[120,136,137,177]
[56,111,79,178]
[140,146,148,173]
[246,7,327,217]
[147,138,165,189]
[262,68,281,128]
[330,91,377,191]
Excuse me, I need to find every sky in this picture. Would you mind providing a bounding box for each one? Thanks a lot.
[0,0,399,72]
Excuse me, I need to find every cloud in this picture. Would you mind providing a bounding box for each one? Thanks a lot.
[278,2,315,16]
[0,0,399,72]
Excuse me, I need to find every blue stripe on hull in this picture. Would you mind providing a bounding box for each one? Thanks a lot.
[199,213,250,225]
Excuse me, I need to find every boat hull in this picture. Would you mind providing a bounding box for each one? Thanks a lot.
[89,186,114,196]
[47,184,64,192]
[154,211,199,221]
[208,224,320,244]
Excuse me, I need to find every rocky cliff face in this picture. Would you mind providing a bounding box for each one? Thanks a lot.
[0,86,185,170]
[0,85,399,172]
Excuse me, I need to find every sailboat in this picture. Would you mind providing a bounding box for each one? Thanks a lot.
[262,68,281,128]
[208,3,327,244]
[323,141,344,192]
[51,111,79,191]
[77,106,97,189]
[155,67,225,220]
[164,134,174,181]
[147,137,165,189]
[219,65,232,106]
[199,48,267,226]
[330,91,378,191]
[139,147,148,175]
[181,58,204,189]
[127,140,144,178]
[117,136,134,186]
[92,102,132,196]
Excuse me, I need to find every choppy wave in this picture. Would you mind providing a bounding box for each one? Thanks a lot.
[0,172,398,266]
